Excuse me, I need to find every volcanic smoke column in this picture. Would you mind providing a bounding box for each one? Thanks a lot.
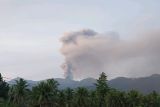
[61,62,73,80]
[60,29,97,79]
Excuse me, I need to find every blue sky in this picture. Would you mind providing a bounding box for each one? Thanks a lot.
[0,0,160,80]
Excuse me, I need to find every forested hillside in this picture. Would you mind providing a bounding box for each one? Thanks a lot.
[1,73,160,107]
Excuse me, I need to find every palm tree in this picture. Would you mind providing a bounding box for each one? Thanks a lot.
[89,90,98,107]
[64,88,74,107]
[74,87,89,107]
[30,79,59,107]
[8,78,29,107]
[126,90,143,107]
[106,90,127,107]
[46,79,59,91]
[143,91,160,107]
[58,90,66,107]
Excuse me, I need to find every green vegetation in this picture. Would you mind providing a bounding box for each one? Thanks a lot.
[0,72,160,107]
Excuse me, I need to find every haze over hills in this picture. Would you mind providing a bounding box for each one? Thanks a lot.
[8,74,160,93]
[108,74,160,93]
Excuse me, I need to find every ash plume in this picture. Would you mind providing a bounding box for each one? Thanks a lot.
[60,29,160,79]
[61,62,73,80]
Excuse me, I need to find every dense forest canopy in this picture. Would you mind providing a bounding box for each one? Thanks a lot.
[0,73,160,107]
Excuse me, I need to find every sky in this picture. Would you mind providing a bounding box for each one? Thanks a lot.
[0,0,160,80]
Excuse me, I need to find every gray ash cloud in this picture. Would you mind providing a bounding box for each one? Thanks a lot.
[60,29,160,79]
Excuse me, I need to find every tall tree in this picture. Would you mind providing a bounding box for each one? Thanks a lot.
[106,90,127,107]
[0,73,9,100]
[64,88,74,107]
[96,72,109,107]
[8,78,29,107]
[74,87,89,107]
[126,90,143,107]
[143,91,160,107]
[58,90,66,107]
[31,79,59,107]
[89,90,98,107]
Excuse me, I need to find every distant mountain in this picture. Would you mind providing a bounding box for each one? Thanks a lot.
[55,78,79,89]
[8,77,38,89]
[8,74,160,93]
[108,74,160,93]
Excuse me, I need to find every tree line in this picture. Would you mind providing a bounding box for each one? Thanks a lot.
[0,72,160,107]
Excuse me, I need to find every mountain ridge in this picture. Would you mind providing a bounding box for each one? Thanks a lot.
[8,74,160,93]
